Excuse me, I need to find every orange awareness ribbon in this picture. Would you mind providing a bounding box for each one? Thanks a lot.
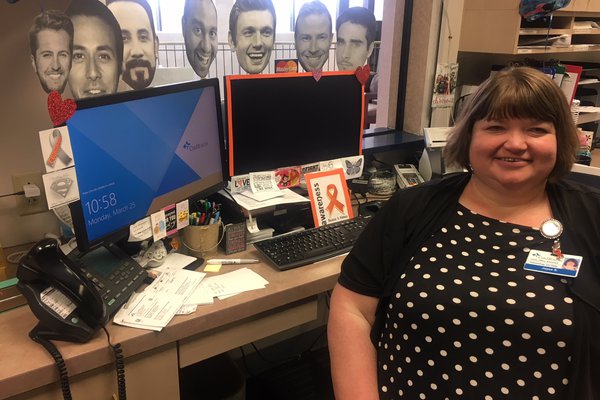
[326,184,345,215]
[46,129,62,167]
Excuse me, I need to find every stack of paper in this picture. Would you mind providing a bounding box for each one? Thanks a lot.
[113,268,205,331]
[200,267,269,300]
[113,253,269,331]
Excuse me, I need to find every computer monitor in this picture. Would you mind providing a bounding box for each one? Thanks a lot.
[225,72,365,177]
[67,79,227,252]
[567,163,600,189]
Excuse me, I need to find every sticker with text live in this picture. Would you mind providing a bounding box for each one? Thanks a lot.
[305,168,353,227]
[524,250,582,278]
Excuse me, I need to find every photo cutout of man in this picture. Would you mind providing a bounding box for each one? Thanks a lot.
[335,7,376,71]
[107,0,159,90]
[182,0,218,79]
[29,10,73,94]
[66,0,124,99]
[228,0,276,74]
[294,1,332,72]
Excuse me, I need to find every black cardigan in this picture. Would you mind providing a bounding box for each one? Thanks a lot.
[339,172,600,400]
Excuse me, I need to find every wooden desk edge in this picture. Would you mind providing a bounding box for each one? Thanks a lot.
[0,254,342,399]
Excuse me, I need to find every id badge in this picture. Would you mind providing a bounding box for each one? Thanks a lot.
[524,250,582,278]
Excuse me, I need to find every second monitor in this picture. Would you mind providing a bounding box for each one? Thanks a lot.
[225,72,365,177]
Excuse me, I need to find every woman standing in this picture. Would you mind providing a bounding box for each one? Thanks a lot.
[328,66,600,399]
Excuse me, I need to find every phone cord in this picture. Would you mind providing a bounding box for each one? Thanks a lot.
[103,327,127,400]
[31,334,73,400]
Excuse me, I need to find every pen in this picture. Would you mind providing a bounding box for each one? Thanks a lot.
[206,258,260,265]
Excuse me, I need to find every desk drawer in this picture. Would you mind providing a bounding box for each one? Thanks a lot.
[178,297,318,368]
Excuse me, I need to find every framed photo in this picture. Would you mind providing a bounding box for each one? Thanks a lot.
[305,168,353,227]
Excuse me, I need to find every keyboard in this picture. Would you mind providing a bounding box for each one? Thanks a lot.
[254,216,372,271]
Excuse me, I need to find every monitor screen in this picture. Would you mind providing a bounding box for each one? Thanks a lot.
[67,79,227,251]
[225,72,365,176]
[567,163,600,189]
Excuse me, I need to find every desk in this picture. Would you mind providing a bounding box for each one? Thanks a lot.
[0,246,343,399]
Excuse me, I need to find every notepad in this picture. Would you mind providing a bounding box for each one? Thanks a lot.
[240,189,285,202]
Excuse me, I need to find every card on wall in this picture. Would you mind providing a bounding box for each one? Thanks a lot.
[42,166,79,210]
[39,126,74,173]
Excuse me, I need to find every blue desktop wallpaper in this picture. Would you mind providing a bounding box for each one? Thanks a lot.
[67,86,222,243]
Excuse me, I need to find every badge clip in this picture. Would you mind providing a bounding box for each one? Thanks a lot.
[540,218,564,259]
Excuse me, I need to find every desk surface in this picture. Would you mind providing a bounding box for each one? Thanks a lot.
[0,246,343,399]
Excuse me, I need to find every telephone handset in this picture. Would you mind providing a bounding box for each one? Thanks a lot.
[17,239,146,399]
[17,238,146,343]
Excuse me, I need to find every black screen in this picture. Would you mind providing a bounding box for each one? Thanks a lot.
[225,72,364,176]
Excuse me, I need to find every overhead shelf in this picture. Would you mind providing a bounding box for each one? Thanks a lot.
[460,0,600,55]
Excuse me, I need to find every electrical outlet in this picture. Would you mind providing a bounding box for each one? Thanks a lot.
[11,172,48,216]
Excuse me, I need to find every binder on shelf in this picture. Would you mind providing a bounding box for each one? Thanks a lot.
[561,64,583,105]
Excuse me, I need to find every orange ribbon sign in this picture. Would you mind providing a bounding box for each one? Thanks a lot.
[326,184,345,215]
[47,129,72,168]
[46,129,62,167]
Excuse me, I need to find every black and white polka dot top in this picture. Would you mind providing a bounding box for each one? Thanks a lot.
[377,204,574,399]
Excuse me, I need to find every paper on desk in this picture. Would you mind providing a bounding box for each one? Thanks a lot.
[185,281,215,305]
[153,252,198,272]
[115,291,184,330]
[240,189,284,202]
[113,268,205,330]
[230,188,309,211]
[200,267,269,299]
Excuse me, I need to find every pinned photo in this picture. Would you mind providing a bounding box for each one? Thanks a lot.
[163,204,178,236]
[39,126,74,172]
[150,209,167,241]
[129,217,152,242]
[275,167,301,189]
[42,167,79,209]
[342,155,364,179]
[319,158,344,172]
[176,200,190,231]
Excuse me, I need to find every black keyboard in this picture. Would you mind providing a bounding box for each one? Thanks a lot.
[254,216,372,271]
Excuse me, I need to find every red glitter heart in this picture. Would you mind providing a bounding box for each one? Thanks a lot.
[312,69,323,82]
[355,65,371,86]
[47,91,77,127]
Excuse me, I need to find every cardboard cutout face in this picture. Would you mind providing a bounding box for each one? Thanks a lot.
[182,0,218,79]
[68,15,120,99]
[31,29,72,93]
[335,21,374,71]
[108,1,158,90]
[228,9,275,74]
[295,12,332,72]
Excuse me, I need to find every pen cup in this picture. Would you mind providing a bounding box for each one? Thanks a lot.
[182,221,224,259]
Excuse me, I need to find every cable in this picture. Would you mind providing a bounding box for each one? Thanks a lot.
[103,327,127,400]
[30,333,72,400]
[0,190,25,198]
[6,250,28,264]
[325,290,332,310]
[219,188,237,203]
[351,191,362,208]
[249,342,288,365]
[306,327,328,353]
[237,345,257,378]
